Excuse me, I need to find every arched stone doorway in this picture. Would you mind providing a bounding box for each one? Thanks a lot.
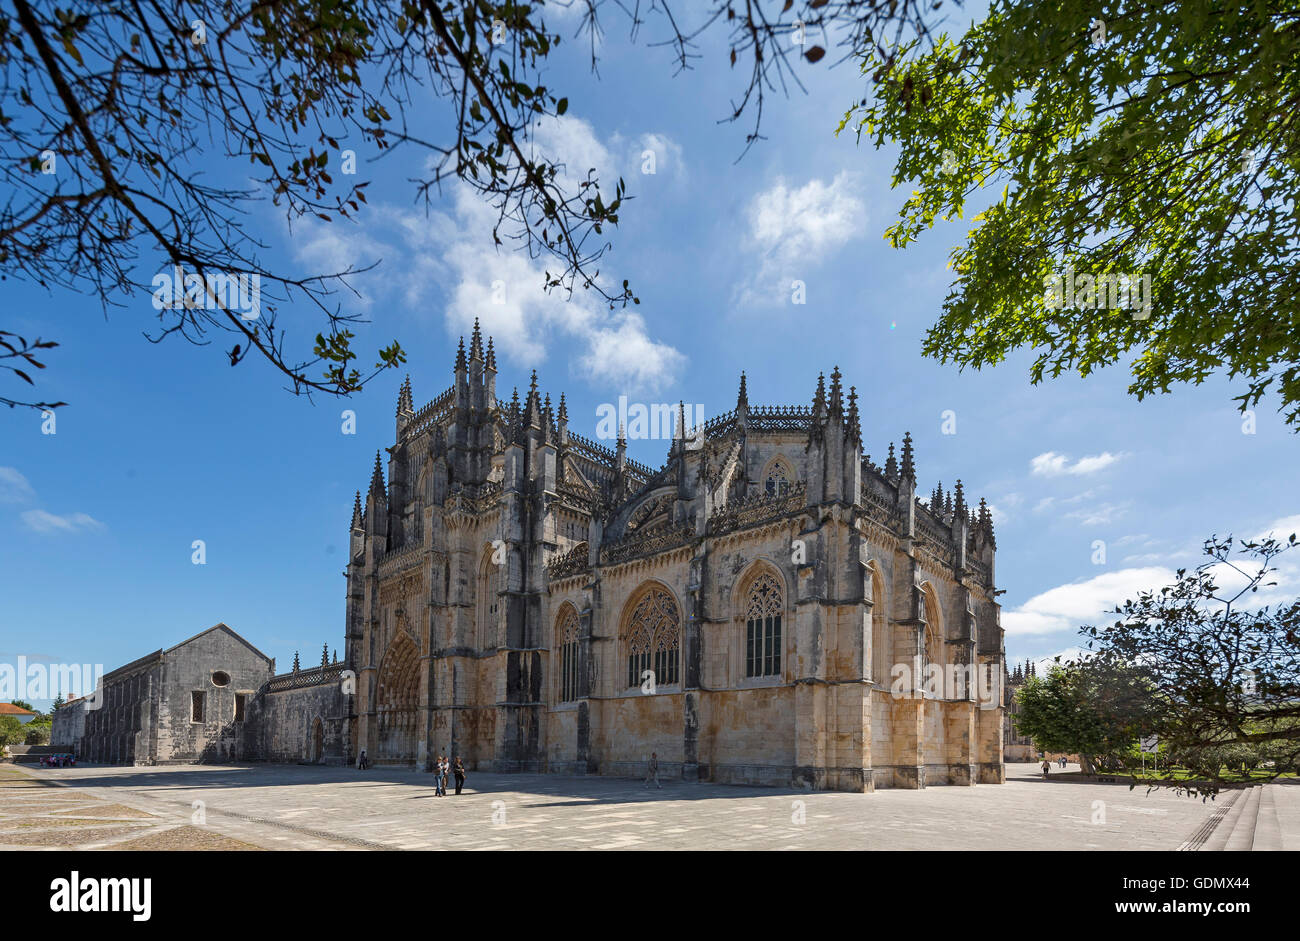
[310,717,324,763]
[375,632,420,762]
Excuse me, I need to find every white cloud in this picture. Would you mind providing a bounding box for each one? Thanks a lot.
[634,132,684,180]
[1030,451,1126,477]
[531,114,616,188]
[1063,501,1128,526]
[1002,566,1177,637]
[735,172,866,306]
[1259,514,1300,542]
[0,467,34,503]
[21,510,104,535]
[435,185,684,390]
[290,116,686,392]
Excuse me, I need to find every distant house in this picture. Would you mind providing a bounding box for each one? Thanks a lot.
[0,702,37,725]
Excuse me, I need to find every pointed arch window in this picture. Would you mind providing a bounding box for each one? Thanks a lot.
[625,586,681,688]
[745,572,784,678]
[477,545,503,650]
[764,458,793,497]
[558,607,581,702]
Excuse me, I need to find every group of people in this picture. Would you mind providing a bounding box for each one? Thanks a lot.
[433,754,466,796]
[39,754,76,768]
[353,748,466,795]
[1040,756,1070,778]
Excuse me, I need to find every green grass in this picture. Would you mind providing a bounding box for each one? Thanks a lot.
[1074,767,1296,785]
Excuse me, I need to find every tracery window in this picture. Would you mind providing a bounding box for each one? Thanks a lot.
[745,572,784,678]
[625,586,681,688]
[764,459,792,497]
[558,607,581,702]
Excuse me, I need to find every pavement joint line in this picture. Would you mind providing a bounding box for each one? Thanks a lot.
[8,766,391,851]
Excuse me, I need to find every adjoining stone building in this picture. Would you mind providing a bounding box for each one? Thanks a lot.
[77,624,273,764]
[50,695,87,753]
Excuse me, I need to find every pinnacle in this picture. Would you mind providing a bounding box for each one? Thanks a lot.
[470,317,483,360]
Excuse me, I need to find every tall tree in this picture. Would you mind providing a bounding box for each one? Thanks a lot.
[1012,662,1155,775]
[1,0,952,409]
[841,0,1300,425]
[1081,533,1300,788]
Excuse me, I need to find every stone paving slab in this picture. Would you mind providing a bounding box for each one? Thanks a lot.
[5,761,1229,851]
[1269,779,1300,851]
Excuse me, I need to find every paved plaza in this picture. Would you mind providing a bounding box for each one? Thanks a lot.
[7,760,1280,851]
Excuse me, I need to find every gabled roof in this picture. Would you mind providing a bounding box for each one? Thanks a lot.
[0,702,36,716]
[162,622,273,664]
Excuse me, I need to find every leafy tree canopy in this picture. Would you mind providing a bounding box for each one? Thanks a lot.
[842,0,1300,425]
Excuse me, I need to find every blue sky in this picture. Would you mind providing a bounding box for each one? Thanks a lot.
[3,4,1297,709]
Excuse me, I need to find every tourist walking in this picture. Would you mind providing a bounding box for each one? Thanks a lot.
[1041,759,1051,779]
[357,749,370,771]
[453,757,466,795]
[644,751,662,789]
[434,753,447,795]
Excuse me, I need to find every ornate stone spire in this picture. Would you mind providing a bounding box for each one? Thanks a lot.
[944,489,953,515]
[828,366,843,417]
[812,372,827,417]
[369,451,385,498]
[396,374,412,417]
[454,336,467,373]
[321,644,329,669]
[953,478,966,516]
[900,431,915,480]
[508,385,520,435]
[978,496,996,548]
[525,370,542,428]
[884,442,898,478]
[931,481,943,510]
[351,490,362,528]
[469,317,484,361]
[737,372,748,410]
[485,335,497,371]
[846,386,861,442]
[292,650,300,673]
[556,392,569,445]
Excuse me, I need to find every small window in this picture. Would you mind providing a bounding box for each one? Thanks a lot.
[191,691,205,723]
[211,671,231,687]
[764,459,792,497]
[234,693,246,723]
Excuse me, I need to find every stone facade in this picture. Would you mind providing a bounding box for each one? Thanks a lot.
[50,695,86,752]
[1003,660,1038,761]
[78,624,272,764]
[77,328,1007,790]
[241,658,350,765]
[341,325,1006,791]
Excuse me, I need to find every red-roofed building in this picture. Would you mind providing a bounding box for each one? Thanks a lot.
[0,702,37,724]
